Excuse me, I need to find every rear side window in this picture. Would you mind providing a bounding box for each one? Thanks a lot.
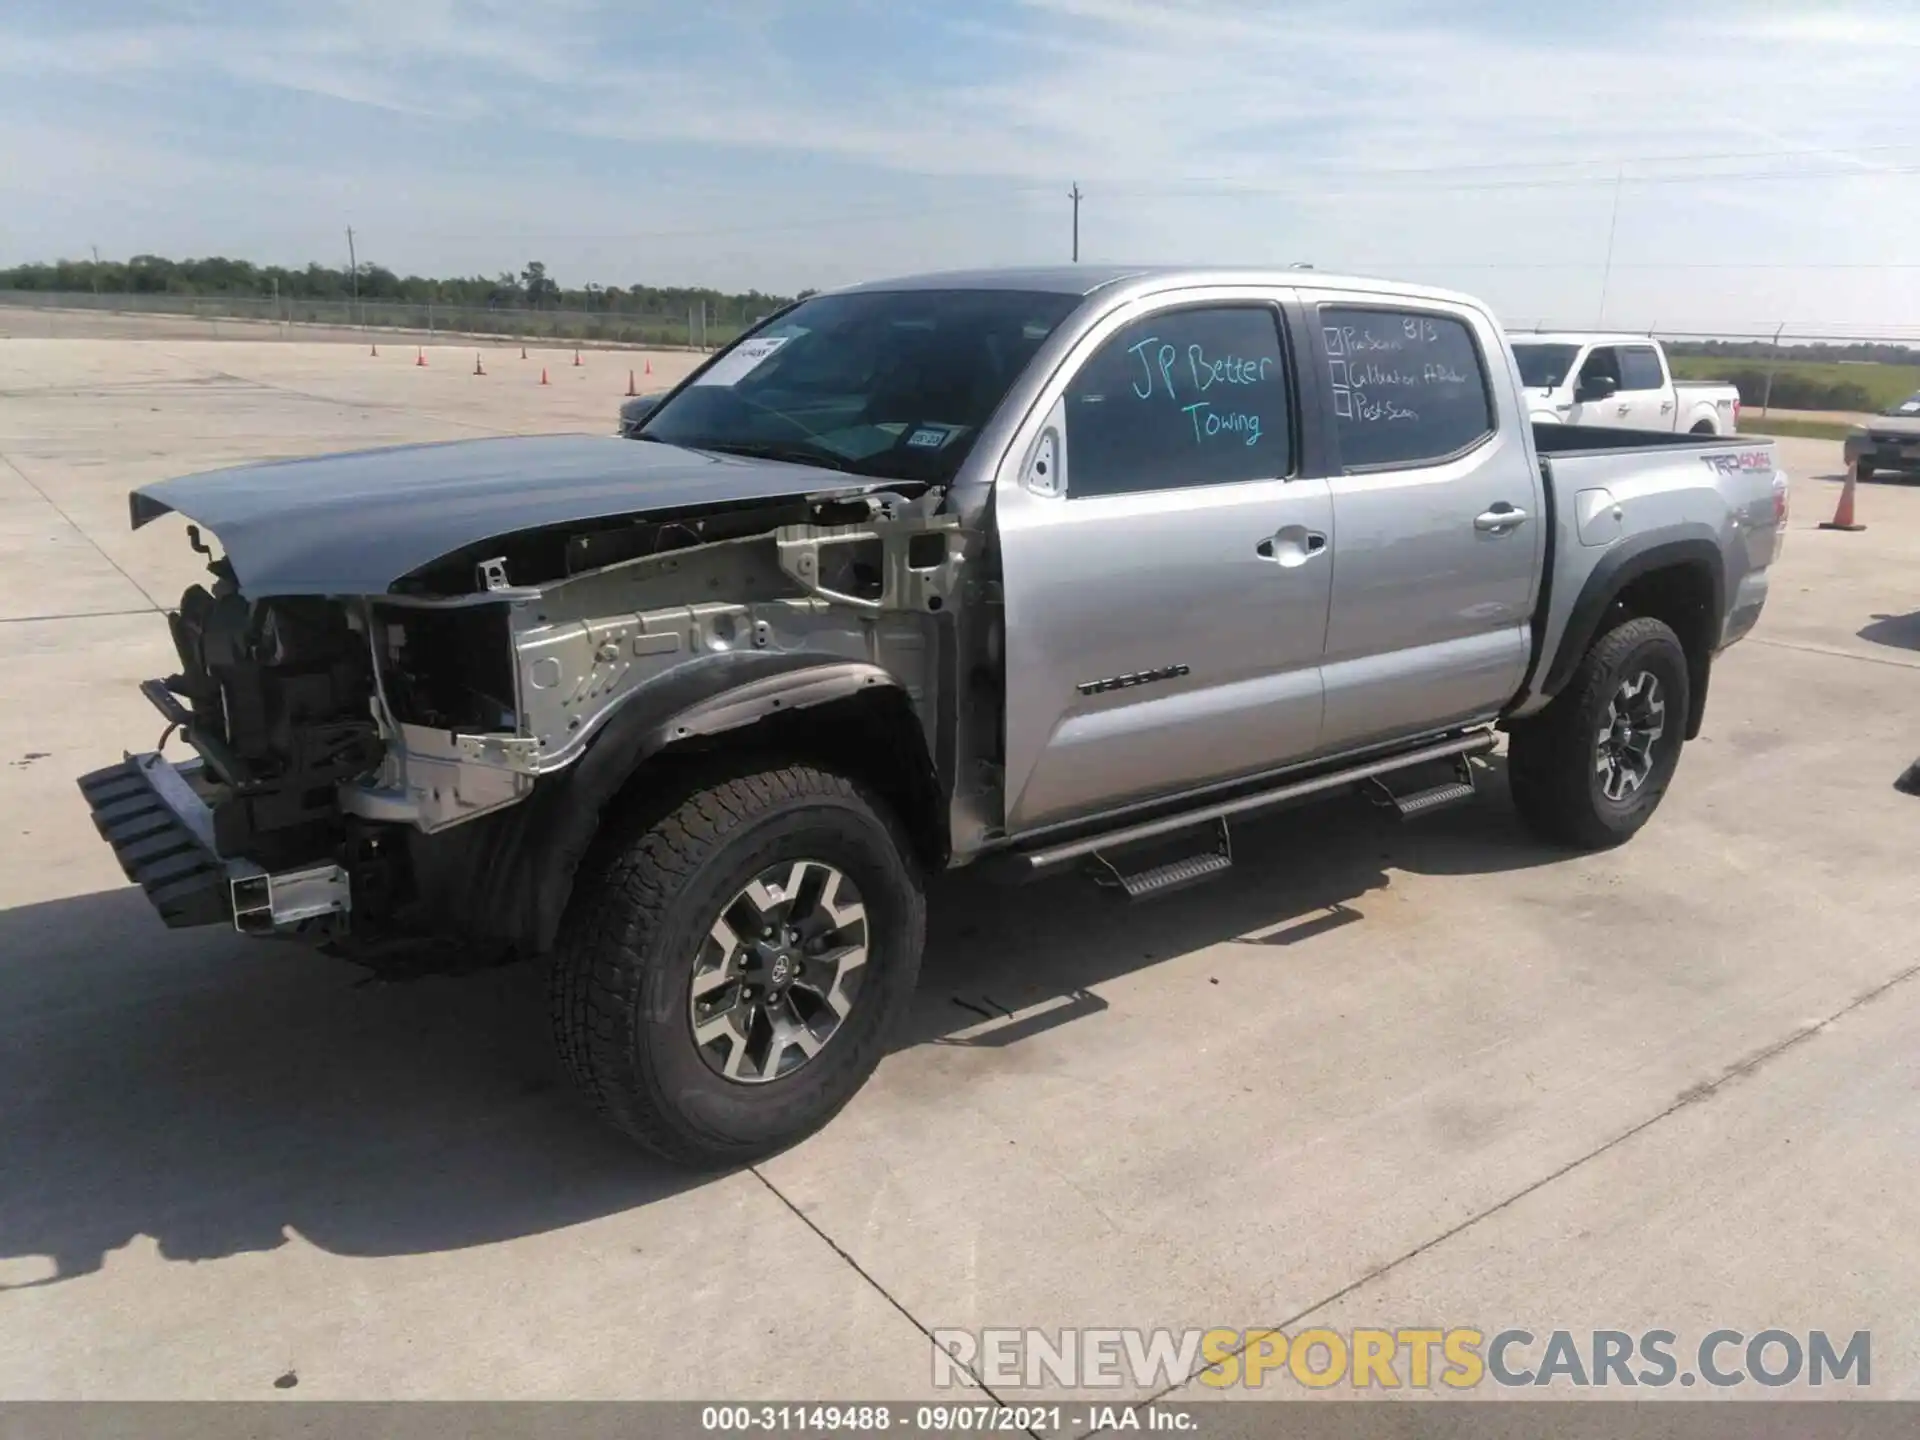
[1064,306,1292,498]
[1618,345,1665,391]
[1320,307,1493,470]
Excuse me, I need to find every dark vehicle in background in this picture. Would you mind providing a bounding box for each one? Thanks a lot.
[1844,391,1920,482]
[618,391,665,437]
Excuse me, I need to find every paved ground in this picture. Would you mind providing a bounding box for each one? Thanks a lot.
[2,336,1918,1403]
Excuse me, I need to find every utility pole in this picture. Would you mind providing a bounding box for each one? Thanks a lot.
[1595,164,1623,326]
[1761,322,1786,417]
[1068,183,1083,263]
[346,225,359,327]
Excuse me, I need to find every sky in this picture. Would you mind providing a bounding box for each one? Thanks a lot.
[3,0,1920,336]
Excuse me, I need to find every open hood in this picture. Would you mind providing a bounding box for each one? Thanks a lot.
[130,434,897,597]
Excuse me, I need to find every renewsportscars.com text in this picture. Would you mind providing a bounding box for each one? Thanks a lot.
[931,1327,1871,1391]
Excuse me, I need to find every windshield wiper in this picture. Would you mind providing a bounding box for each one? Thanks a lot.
[692,439,858,474]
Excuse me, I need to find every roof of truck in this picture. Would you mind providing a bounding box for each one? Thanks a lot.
[831,265,1486,309]
[1509,331,1661,346]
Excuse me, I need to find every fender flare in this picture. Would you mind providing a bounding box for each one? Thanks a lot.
[1542,526,1726,734]
[406,653,920,956]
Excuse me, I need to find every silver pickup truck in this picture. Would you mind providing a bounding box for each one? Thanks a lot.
[80,266,1790,1166]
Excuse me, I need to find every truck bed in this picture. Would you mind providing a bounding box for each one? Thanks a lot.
[1531,421,1744,455]
[1521,424,1785,719]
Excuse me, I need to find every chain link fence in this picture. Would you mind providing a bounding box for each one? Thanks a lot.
[0,289,772,349]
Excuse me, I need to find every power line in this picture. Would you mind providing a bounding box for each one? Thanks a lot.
[1104,161,1920,201]
[368,146,1920,249]
[1148,139,1920,188]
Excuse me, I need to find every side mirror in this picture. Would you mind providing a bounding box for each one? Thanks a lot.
[1575,376,1615,404]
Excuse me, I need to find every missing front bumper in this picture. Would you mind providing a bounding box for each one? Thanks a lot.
[77,752,352,935]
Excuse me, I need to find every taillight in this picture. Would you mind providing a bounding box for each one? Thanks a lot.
[1774,475,1789,523]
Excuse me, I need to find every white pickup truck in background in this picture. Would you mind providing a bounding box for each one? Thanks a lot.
[1509,332,1741,435]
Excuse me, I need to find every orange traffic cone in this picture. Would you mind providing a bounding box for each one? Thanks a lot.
[626,369,637,397]
[539,367,549,386]
[1819,472,1866,532]
[473,352,485,376]
[370,342,378,357]
[573,348,583,367]
[643,358,652,377]
[415,346,427,368]
[519,344,528,360]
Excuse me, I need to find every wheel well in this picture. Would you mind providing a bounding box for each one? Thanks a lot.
[1606,561,1717,737]
[1689,419,1716,434]
[629,689,948,871]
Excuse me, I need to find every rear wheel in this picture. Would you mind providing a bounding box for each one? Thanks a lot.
[549,763,925,1167]
[1856,458,1877,484]
[1690,420,1716,435]
[1507,616,1691,850]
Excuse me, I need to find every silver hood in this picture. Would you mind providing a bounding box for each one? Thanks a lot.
[130,434,887,597]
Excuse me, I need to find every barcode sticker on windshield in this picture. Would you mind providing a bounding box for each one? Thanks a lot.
[692,336,790,387]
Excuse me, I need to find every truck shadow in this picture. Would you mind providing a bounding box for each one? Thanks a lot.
[906,758,1557,1048]
[0,761,1562,1285]
[1858,610,1920,653]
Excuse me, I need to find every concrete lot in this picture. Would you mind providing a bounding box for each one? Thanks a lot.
[2,334,1918,1403]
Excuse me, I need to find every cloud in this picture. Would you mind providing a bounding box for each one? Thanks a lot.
[3,0,1919,328]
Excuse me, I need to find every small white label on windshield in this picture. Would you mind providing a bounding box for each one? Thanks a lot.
[906,426,952,449]
[692,335,790,387]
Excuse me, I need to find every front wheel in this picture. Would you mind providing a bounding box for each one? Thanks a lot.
[1507,616,1692,850]
[549,763,926,1167]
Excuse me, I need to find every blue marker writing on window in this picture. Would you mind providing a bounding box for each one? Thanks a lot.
[1182,402,1262,447]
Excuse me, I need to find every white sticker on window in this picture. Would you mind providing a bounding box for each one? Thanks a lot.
[692,335,791,387]
[906,426,951,449]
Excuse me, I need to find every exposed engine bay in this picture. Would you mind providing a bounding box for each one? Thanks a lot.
[128,484,974,965]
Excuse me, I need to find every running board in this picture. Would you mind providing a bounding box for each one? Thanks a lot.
[1091,820,1233,899]
[1387,780,1477,818]
[1018,732,1498,875]
[1367,754,1480,819]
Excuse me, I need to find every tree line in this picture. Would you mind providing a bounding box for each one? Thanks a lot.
[0,254,801,318]
[1666,338,1919,365]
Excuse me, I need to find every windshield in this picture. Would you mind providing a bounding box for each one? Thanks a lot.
[639,288,1083,484]
[1883,390,1920,417]
[1511,343,1581,389]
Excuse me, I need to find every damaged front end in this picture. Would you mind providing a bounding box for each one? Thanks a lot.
[82,467,965,965]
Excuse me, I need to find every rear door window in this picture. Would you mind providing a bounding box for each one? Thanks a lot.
[1064,306,1293,498]
[1318,306,1494,470]
[1618,345,1666,392]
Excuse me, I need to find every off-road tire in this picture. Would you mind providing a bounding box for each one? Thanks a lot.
[549,763,925,1167]
[1856,459,1877,485]
[1507,616,1691,851]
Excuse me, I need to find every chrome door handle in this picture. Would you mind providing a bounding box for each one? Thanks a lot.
[1474,505,1529,533]
[1256,528,1328,566]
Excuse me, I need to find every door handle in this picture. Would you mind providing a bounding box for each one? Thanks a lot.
[1616,403,1631,415]
[1474,504,1529,533]
[1256,528,1328,566]
[1660,401,1674,412]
